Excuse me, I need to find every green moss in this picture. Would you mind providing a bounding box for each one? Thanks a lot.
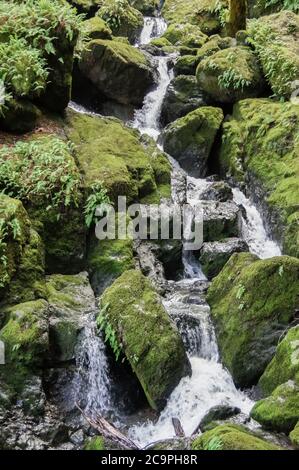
[258,326,299,396]
[65,110,171,204]
[290,422,299,448]
[192,424,282,450]
[82,17,112,40]
[251,380,299,433]
[130,0,159,15]
[97,0,143,44]
[162,23,208,48]
[84,436,105,450]
[100,269,190,410]
[219,98,299,257]
[207,253,299,387]
[196,35,233,62]
[174,55,201,75]
[196,46,265,103]
[0,299,49,392]
[248,11,299,98]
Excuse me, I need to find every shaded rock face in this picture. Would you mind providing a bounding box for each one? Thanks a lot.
[78,39,157,106]
[199,238,249,280]
[258,326,299,397]
[202,201,241,242]
[200,181,233,202]
[207,253,299,387]
[196,405,241,433]
[163,106,224,177]
[196,46,265,104]
[161,75,209,125]
[219,98,299,258]
[100,269,191,410]
[191,424,283,450]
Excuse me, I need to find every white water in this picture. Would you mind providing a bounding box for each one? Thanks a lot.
[233,188,282,259]
[137,16,167,46]
[74,314,112,418]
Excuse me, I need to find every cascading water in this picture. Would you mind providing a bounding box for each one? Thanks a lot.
[233,187,282,259]
[137,16,167,46]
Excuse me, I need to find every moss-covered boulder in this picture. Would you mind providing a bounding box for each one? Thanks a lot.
[46,273,96,363]
[219,98,299,258]
[162,23,208,49]
[97,0,144,44]
[258,326,299,396]
[251,380,299,433]
[0,195,44,306]
[290,422,299,448]
[207,253,299,387]
[248,11,299,99]
[196,35,234,62]
[99,269,191,410]
[161,75,209,125]
[87,232,134,296]
[191,424,282,450]
[82,17,112,40]
[0,136,85,274]
[196,46,265,103]
[163,107,223,177]
[162,0,227,35]
[199,238,249,279]
[0,300,49,392]
[0,99,41,134]
[78,38,156,106]
[174,55,201,76]
[64,110,171,204]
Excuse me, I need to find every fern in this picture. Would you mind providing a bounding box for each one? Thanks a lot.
[84,181,111,228]
[97,304,122,362]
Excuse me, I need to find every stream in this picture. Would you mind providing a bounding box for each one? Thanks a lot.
[71,14,282,448]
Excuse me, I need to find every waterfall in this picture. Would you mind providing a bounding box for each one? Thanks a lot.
[233,188,282,259]
[73,313,112,418]
[137,16,167,46]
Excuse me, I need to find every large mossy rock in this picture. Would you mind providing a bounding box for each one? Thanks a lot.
[162,0,227,35]
[100,269,191,410]
[162,23,208,49]
[0,300,49,392]
[191,424,282,450]
[258,326,299,396]
[161,75,209,125]
[130,0,159,15]
[196,46,265,104]
[78,38,155,106]
[82,17,113,40]
[64,110,171,204]
[0,195,44,306]
[248,11,299,99]
[290,422,299,448]
[219,98,299,258]
[196,35,234,62]
[0,100,41,134]
[0,136,85,274]
[46,273,96,363]
[207,253,299,387]
[163,107,223,177]
[251,380,299,433]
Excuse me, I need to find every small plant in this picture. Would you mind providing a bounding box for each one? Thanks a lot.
[218,68,251,91]
[236,284,246,300]
[257,0,299,13]
[84,181,111,228]
[0,216,22,288]
[278,265,284,277]
[203,436,223,451]
[97,304,122,361]
[98,0,128,31]
[0,137,81,218]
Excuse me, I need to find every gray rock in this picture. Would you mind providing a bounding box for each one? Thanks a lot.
[202,201,242,242]
[200,181,233,202]
[199,238,249,279]
[161,75,208,125]
[195,405,241,433]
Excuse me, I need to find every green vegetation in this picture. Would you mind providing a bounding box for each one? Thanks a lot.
[97,0,143,43]
[257,0,299,14]
[84,181,111,228]
[97,303,123,361]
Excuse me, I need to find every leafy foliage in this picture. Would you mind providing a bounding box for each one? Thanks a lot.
[257,0,299,13]
[98,0,129,30]
[203,436,223,450]
[0,137,81,216]
[0,216,21,288]
[97,303,122,361]
[84,181,111,228]
[218,68,251,91]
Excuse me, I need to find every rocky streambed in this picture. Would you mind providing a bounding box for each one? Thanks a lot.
[0,0,298,452]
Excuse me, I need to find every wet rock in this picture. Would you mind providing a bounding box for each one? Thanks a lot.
[200,181,233,202]
[163,107,224,177]
[100,269,191,410]
[199,238,249,279]
[135,241,166,290]
[174,55,200,76]
[196,46,265,104]
[202,201,241,242]
[70,429,85,446]
[161,75,209,125]
[207,253,299,387]
[148,437,191,450]
[19,376,46,417]
[78,39,156,106]
[47,272,96,363]
[195,405,241,433]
